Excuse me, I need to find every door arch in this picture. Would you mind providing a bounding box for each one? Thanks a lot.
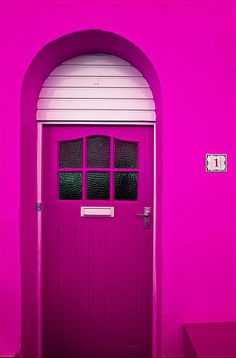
[20,30,162,358]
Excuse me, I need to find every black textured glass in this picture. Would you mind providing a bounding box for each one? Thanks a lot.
[87,172,110,200]
[115,172,138,200]
[87,136,110,168]
[115,139,138,168]
[59,172,82,200]
[59,139,83,168]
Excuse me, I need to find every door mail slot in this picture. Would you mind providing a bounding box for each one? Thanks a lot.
[81,206,115,217]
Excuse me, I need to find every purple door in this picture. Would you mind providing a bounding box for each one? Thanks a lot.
[42,125,154,358]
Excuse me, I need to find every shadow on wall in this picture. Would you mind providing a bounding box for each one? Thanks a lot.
[20,29,162,357]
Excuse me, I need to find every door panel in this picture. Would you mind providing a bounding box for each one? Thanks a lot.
[42,125,154,357]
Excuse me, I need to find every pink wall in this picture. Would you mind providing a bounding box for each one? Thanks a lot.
[0,0,236,357]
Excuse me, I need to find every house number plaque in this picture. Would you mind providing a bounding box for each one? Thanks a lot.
[206,154,227,172]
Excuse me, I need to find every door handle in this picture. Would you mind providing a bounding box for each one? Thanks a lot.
[136,207,151,217]
[136,207,151,229]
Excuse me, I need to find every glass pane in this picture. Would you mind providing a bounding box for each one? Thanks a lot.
[87,136,110,168]
[115,172,138,200]
[87,172,110,200]
[115,139,138,168]
[60,139,83,168]
[59,172,82,200]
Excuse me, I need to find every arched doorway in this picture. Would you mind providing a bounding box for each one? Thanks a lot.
[40,53,155,357]
[20,30,162,358]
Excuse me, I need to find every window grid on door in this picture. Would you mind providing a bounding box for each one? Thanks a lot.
[58,136,138,200]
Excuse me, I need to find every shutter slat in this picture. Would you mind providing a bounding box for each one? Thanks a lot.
[37,110,156,121]
[51,65,141,77]
[39,87,153,99]
[38,98,155,110]
[63,54,130,66]
[43,76,149,88]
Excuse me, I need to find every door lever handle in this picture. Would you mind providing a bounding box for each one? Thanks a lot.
[136,207,151,217]
[136,207,151,229]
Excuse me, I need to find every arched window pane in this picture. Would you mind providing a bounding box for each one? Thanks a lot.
[60,139,83,168]
[87,136,110,168]
[115,139,138,168]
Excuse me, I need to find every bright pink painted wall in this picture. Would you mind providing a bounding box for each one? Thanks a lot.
[0,0,236,357]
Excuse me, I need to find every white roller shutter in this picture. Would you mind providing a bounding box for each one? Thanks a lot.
[37,54,155,122]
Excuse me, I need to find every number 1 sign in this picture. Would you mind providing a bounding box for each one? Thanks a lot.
[206,154,227,172]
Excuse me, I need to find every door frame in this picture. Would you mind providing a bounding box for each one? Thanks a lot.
[37,120,157,358]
